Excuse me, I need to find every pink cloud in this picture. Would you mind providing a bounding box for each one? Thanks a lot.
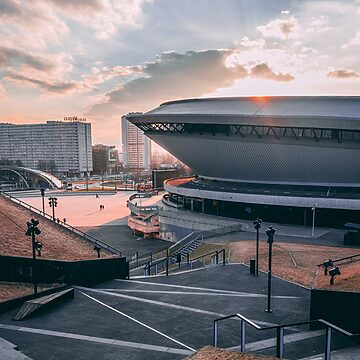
[251,63,294,82]
[3,71,89,95]
[0,83,7,99]
[327,68,360,79]
[257,16,299,39]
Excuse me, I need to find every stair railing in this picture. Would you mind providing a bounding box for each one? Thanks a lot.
[213,312,357,359]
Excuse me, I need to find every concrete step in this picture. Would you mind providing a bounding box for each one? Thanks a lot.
[0,337,32,359]
[298,345,360,360]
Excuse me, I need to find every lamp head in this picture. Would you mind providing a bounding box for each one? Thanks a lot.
[329,266,341,277]
[323,259,333,268]
[266,226,276,243]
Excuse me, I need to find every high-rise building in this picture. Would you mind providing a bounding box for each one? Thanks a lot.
[92,144,119,174]
[0,120,93,175]
[121,115,151,170]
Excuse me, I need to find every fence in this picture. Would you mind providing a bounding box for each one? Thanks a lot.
[1,191,122,255]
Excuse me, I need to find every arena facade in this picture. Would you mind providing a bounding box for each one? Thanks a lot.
[127,96,360,227]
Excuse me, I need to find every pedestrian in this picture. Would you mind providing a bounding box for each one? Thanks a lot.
[63,218,66,223]
[96,194,99,198]
[99,204,102,211]
[57,218,60,223]
[102,205,105,210]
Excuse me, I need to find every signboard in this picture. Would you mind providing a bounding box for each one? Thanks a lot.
[64,116,86,122]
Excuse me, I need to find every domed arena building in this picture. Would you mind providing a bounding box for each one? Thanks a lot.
[127,96,360,227]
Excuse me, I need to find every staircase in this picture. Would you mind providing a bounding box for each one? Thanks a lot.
[169,232,204,261]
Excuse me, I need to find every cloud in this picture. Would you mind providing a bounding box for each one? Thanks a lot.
[48,0,152,39]
[0,0,68,50]
[47,0,103,11]
[342,30,360,49]
[3,72,88,95]
[90,49,248,115]
[0,82,6,99]
[257,16,299,39]
[82,65,143,87]
[327,68,360,79]
[250,63,294,82]
[281,10,290,15]
[0,46,55,71]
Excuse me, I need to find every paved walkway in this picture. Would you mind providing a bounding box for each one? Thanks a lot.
[0,264,357,359]
[18,191,171,258]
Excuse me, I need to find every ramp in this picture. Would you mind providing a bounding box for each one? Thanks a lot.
[13,288,74,321]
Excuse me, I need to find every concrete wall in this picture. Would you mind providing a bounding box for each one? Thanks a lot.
[310,289,360,333]
[0,255,129,286]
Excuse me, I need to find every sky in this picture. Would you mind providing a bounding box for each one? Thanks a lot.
[0,0,359,148]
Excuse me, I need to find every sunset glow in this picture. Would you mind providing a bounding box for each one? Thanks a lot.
[0,0,359,146]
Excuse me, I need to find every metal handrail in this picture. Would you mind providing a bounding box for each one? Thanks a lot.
[129,232,204,272]
[189,249,226,265]
[317,253,360,267]
[213,312,357,359]
[1,191,122,256]
[169,232,203,255]
[144,248,226,276]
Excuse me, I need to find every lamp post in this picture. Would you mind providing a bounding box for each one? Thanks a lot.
[253,218,262,276]
[265,225,276,313]
[311,206,316,238]
[40,188,45,215]
[48,197,58,221]
[25,219,42,294]
[94,245,101,258]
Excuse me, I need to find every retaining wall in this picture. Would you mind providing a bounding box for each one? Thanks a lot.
[0,255,129,286]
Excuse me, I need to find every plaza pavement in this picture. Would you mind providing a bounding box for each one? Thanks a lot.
[17,191,171,258]
[0,264,357,359]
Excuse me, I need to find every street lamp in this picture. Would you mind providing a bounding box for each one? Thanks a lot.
[25,219,42,294]
[265,225,276,313]
[48,197,58,221]
[40,188,45,215]
[253,218,262,276]
[94,245,101,258]
[311,206,316,238]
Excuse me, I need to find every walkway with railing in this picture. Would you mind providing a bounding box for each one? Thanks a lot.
[129,232,203,270]
[1,191,122,256]
[143,248,226,276]
[213,312,358,359]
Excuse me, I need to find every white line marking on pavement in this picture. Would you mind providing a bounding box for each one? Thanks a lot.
[98,288,296,298]
[0,323,193,356]
[76,286,278,328]
[114,279,300,299]
[78,291,196,352]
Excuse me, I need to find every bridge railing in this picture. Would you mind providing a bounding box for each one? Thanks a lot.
[1,191,122,256]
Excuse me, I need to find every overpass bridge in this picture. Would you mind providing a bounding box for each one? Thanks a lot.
[0,166,62,190]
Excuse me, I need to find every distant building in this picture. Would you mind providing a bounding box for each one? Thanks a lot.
[121,115,151,170]
[92,144,119,174]
[0,120,92,176]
